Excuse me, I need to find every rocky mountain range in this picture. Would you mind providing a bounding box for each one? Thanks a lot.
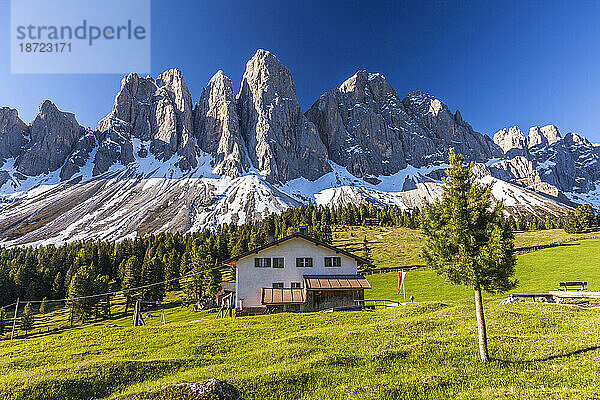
[1,49,597,246]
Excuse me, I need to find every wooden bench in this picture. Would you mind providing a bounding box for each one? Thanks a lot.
[558,282,587,291]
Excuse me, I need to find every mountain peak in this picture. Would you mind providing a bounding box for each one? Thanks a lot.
[195,68,249,178]
[246,49,287,73]
[338,70,398,105]
[339,70,368,91]
[39,99,59,114]
[0,107,28,162]
[494,126,527,154]
[526,125,562,149]
[251,48,276,61]
[237,50,330,183]
[209,70,230,85]
[540,124,561,145]
[241,49,296,101]
[565,131,591,146]
[16,101,85,177]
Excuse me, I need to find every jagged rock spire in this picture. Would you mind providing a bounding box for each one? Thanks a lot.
[0,107,28,162]
[237,49,331,183]
[194,70,250,177]
[16,101,86,176]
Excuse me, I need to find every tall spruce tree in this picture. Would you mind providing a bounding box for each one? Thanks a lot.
[185,245,216,303]
[121,256,141,312]
[68,265,94,322]
[202,269,221,298]
[577,204,595,229]
[421,149,516,363]
[362,236,373,264]
[20,303,35,336]
[39,297,48,314]
[564,211,584,234]
[0,307,6,336]
[143,256,165,302]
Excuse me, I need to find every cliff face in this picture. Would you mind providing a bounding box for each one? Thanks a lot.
[95,69,197,174]
[15,101,89,178]
[237,50,331,183]
[0,107,28,163]
[194,70,249,178]
[492,124,600,194]
[306,71,500,178]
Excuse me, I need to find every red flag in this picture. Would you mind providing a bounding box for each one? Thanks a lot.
[397,271,406,294]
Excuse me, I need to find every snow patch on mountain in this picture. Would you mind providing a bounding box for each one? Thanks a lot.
[565,184,600,208]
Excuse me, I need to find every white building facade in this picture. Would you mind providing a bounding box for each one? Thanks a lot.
[224,233,371,314]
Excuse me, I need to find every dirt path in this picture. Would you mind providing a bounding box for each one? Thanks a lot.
[374,228,393,240]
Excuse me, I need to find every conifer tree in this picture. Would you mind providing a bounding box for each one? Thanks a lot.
[51,271,63,299]
[0,307,6,336]
[143,256,165,302]
[185,245,210,303]
[20,303,35,336]
[93,274,110,319]
[577,204,595,229]
[202,268,221,298]
[122,256,141,313]
[68,265,95,322]
[421,149,516,363]
[361,236,373,264]
[564,211,584,233]
[39,297,48,314]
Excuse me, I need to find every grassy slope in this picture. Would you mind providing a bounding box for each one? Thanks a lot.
[366,237,600,303]
[333,226,425,269]
[3,301,600,399]
[332,227,600,302]
[333,227,599,271]
[3,228,600,399]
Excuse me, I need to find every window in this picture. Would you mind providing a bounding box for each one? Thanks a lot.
[325,256,342,268]
[273,257,285,268]
[272,282,284,289]
[255,258,271,268]
[291,282,302,289]
[296,257,313,267]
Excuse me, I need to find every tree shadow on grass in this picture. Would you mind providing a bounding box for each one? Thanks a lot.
[495,345,600,365]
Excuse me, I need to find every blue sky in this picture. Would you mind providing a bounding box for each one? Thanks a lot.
[1,0,600,141]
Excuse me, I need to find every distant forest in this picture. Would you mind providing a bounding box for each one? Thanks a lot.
[0,202,588,311]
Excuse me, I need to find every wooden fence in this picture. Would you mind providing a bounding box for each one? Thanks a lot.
[514,235,600,255]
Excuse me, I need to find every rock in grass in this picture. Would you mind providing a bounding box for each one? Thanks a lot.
[499,296,525,305]
[136,378,242,400]
[186,378,241,399]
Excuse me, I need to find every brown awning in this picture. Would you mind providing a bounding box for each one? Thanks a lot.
[262,288,306,305]
[303,275,371,290]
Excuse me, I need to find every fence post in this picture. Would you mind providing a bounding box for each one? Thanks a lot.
[10,298,19,340]
[132,301,138,327]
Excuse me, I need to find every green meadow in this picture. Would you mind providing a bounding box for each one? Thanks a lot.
[366,237,600,303]
[2,228,600,399]
[332,226,599,271]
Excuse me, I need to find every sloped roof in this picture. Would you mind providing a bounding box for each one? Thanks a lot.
[262,288,306,305]
[304,275,371,290]
[219,282,236,293]
[222,232,369,265]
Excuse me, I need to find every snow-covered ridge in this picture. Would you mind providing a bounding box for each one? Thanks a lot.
[0,157,572,247]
